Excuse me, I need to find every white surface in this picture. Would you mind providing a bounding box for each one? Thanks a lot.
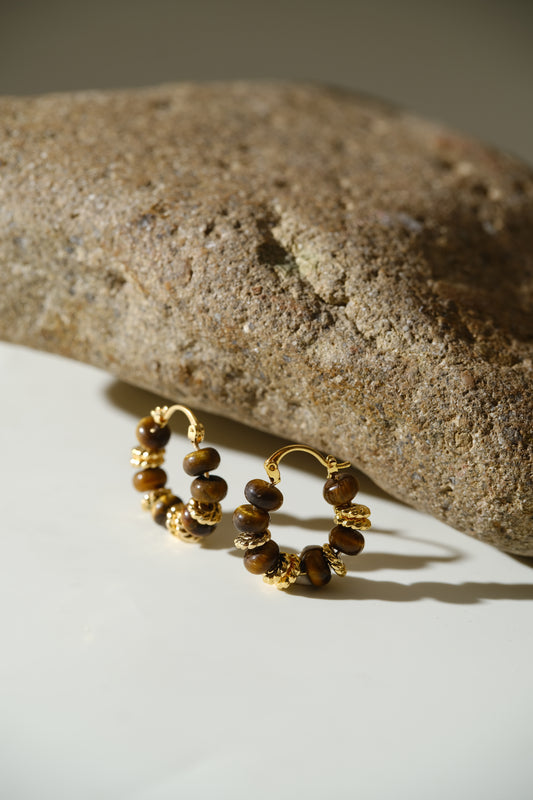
[0,341,531,800]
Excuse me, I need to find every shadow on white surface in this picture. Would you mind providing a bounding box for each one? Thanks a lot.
[287,574,533,603]
[172,512,533,604]
[106,377,533,605]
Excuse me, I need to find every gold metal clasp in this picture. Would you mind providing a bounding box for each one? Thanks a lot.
[264,444,351,485]
[151,405,205,447]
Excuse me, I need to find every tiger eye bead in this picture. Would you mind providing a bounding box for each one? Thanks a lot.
[190,475,228,503]
[243,540,280,575]
[300,546,332,587]
[152,494,183,526]
[181,507,216,537]
[329,525,365,556]
[133,467,167,492]
[232,504,270,534]
[244,479,284,511]
[183,447,221,476]
[136,416,171,450]
[323,473,359,506]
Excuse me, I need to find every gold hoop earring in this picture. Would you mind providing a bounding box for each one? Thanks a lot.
[233,444,371,589]
[131,405,227,542]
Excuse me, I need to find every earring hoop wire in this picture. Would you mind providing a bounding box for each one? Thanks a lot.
[264,443,351,484]
[151,404,205,448]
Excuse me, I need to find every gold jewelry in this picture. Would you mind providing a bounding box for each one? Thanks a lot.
[233,444,371,589]
[131,405,226,543]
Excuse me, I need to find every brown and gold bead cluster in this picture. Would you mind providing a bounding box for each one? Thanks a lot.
[131,406,227,543]
[233,450,371,589]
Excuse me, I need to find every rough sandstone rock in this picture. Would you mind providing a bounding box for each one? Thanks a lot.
[0,83,532,555]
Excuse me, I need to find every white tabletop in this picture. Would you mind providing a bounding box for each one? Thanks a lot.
[1,341,531,800]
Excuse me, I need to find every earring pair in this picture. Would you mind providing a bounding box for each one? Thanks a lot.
[131,404,371,590]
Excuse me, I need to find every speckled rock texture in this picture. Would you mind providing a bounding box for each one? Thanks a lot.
[0,83,532,554]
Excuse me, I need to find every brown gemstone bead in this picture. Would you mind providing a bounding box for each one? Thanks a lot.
[152,494,183,526]
[300,546,332,587]
[329,525,365,556]
[181,507,216,537]
[244,479,284,511]
[183,447,221,476]
[136,416,171,450]
[232,504,270,534]
[132,467,167,493]
[190,475,228,503]
[323,473,359,506]
[243,540,280,575]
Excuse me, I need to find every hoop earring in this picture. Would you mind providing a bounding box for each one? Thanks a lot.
[233,445,371,589]
[131,405,227,542]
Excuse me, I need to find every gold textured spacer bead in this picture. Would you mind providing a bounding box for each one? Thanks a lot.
[166,503,185,534]
[130,446,166,468]
[263,552,301,589]
[141,487,173,511]
[187,498,222,526]
[322,543,347,577]
[166,504,202,542]
[334,503,372,530]
[234,530,272,551]
[177,529,204,544]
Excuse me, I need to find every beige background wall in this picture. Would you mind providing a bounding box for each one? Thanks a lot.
[0,0,531,162]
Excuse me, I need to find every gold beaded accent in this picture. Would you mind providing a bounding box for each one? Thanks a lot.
[130,446,166,468]
[263,553,301,590]
[141,487,173,511]
[178,530,203,544]
[165,504,185,533]
[334,503,372,530]
[234,530,272,551]
[187,499,222,526]
[151,406,169,426]
[166,504,202,543]
[322,543,347,577]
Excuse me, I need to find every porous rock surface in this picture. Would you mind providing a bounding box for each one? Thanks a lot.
[0,82,532,554]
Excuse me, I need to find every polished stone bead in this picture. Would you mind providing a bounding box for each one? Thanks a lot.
[183,447,221,476]
[244,478,284,511]
[152,494,182,526]
[181,506,216,536]
[329,524,365,555]
[190,474,228,503]
[323,473,359,505]
[136,416,171,450]
[133,467,167,492]
[300,545,332,586]
[243,540,280,575]
[232,503,270,533]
